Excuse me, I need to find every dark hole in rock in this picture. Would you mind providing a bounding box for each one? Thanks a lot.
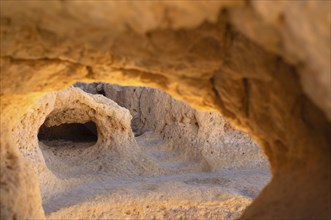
[38,121,98,143]
[133,130,144,137]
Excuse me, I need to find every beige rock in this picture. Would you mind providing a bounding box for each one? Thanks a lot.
[1,1,330,220]
[0,87,158,219]
[13,87,140,157]
[0,137,45,219]
[4,85,269,219]
[76,82,268,170]
[229,1,331,120]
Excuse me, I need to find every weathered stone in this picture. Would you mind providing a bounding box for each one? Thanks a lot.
[1,1,330,219]
[76,82,268,170]
[1,84,269,219]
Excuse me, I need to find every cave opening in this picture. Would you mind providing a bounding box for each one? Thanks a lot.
[38,121,98,147]
[35,84,271,219]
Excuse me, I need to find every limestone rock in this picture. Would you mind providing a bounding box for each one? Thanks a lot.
[0,137,45,220]
[75,82,268,170]
[13,87,139,157]
[229,1,331,119]
[1,1,330,219]
[2,85,269,219]
[2,88,160,218]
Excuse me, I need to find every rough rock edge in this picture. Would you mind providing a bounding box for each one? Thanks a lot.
[0,2,330,219]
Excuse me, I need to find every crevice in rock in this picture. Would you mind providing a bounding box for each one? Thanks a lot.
[209,74,236,119]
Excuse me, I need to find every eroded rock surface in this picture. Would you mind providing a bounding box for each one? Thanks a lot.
[1,1,330,220]
[76,82,268,170]
[6,85,269,219]
[8,88,161,211]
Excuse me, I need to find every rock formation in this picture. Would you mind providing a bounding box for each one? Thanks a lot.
[2,84,269,219]
[1,1,330,220]
[6,87,159,208]
[75,82,267,170]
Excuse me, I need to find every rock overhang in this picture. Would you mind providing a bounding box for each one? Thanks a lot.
[0,2,330,220]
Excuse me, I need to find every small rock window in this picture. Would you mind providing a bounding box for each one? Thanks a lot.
[38,121,98,145]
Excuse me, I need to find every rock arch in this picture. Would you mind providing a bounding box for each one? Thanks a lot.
[12,88,135,156]
[1,2,330,220]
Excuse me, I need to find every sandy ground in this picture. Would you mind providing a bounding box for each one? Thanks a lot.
[38,131,271,220]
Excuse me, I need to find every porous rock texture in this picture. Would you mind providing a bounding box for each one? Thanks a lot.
[8,87,158,203]
[1,1,331,220]
[76,82,267,170]
[7,84,269,219]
